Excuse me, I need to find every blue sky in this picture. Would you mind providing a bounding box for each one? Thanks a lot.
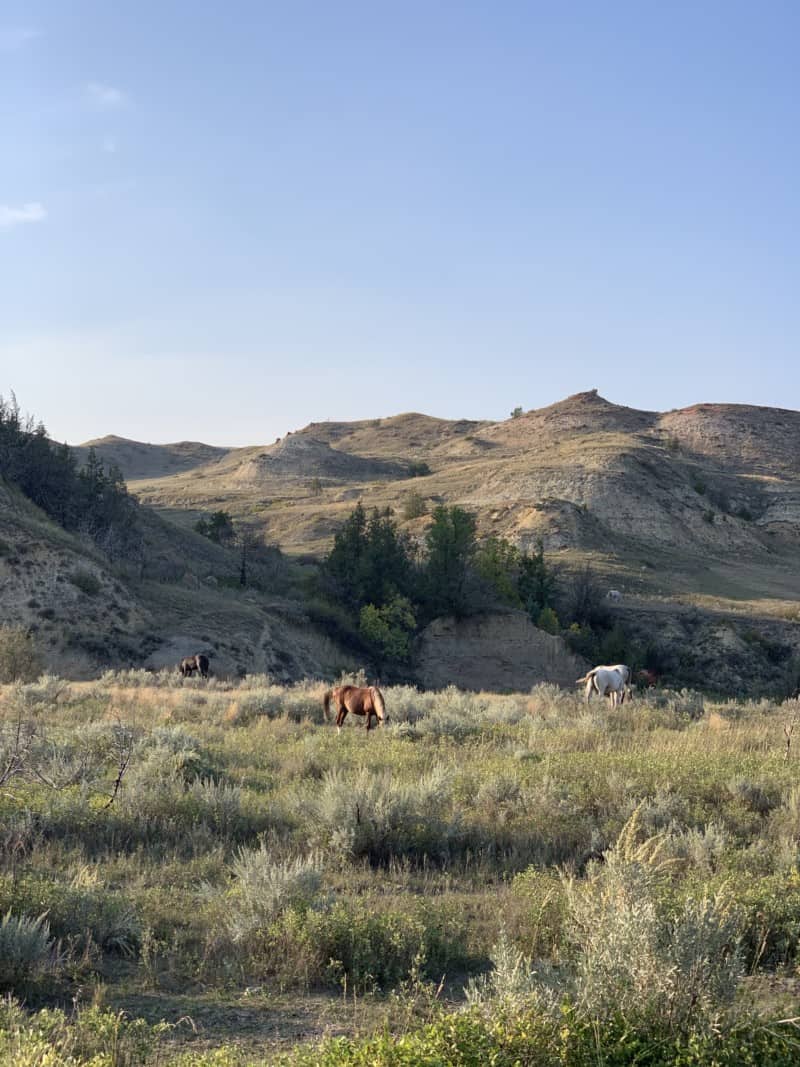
[1,2,798,445]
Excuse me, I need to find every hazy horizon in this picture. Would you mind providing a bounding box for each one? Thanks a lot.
[3,2,798,446]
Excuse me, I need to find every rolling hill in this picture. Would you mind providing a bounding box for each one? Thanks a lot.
[5,389,797,693]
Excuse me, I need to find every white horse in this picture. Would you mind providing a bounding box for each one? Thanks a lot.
[576,663,631,707]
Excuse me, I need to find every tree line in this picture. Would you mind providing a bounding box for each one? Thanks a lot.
[0,394,141,560]
[312,502,566,670]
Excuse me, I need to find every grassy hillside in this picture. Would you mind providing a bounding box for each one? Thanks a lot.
[0,474,357,682]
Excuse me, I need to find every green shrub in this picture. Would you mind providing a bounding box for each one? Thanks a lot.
[536,605,560,634]
[68,567,102,596]
[280,1007,800,1066]
[268,897,472,992]
[0,998,170,1065]
[407,460,431,477]
[402,492,428,520]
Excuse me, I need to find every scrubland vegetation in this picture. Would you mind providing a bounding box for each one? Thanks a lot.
[2,672,800,1063]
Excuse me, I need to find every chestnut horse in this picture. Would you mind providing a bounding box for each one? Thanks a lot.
[322,685,387,732]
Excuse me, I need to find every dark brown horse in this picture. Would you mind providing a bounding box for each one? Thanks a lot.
[323,685,387,732]
[179,653,210,678]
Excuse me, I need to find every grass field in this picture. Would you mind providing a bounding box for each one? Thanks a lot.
[2,673,800,1064]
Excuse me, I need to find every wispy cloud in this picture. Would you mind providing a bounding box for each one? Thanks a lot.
[86,82,128,109]
[0,202,47,230]
[0,26,40,51]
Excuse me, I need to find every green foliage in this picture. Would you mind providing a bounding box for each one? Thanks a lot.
[474,537,521,606]
[300,763,459,863]
[359,595,417,665]
[565,621,599,660]
[324,504,414,613]
[518,539,557,619]
[564,563,608,628]
[536,605,560,634]
[0,998,171,1066]
[510,405,524,418]
[0,395,140,558]
[7,675,800,1062]
[0,625,42,683]
[281,1008,800,1066]
[194,510,235,544]
[0,874,140,958]
[295,897,470,991]
[422,505,477,617]
[402,492,428,520]
[407,460,431,477]
[598,622,630,664]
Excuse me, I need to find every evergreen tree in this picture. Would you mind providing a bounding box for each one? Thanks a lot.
[518,539,557,619]
[422,505,476,618]
[475,536,522,606]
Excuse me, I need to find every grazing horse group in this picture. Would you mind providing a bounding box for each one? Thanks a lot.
[320,664,642,736]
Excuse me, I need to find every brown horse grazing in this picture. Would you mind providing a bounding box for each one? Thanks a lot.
[179,653,210,678]
[323,685,387,732]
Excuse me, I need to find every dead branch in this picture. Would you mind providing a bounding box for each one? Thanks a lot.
[101,723,134,810]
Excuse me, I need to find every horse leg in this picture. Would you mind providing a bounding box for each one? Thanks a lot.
[365,710,374,732]
[336,704,347,734]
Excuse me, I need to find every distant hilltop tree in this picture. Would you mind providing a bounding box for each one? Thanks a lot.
[195,510,235,544]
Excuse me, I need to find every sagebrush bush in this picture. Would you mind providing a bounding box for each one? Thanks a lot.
[0,909,63,991]
[563,814,743,1029]
[222,848,323,943]
[298,764,460,862]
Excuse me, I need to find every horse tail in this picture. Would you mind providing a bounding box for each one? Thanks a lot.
[322,690,332,723]
[371,686,387,722]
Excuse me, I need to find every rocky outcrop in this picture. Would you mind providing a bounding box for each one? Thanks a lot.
[231,436,408,484]
[415,611,587,692]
